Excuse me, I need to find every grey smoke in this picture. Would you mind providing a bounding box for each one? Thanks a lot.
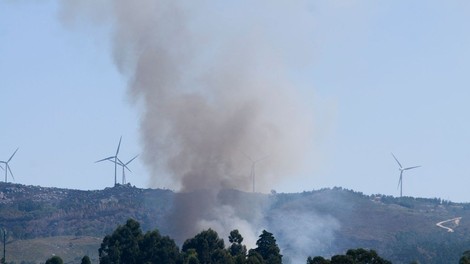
[60,0,334,254]
[270,207,340,263]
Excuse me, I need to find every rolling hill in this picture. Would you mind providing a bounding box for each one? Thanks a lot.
[0,182,469,263]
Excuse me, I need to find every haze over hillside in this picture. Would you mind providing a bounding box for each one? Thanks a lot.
[0,182,469,264]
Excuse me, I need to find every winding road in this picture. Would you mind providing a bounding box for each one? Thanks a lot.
[436,217,462,232]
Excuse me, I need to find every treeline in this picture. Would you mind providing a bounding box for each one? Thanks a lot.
[46,218,393,264]
[42,218,470,264]
[306,249,391,264]
[97,219,282,264]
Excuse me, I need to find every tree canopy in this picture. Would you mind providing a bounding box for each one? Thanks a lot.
[99,218,181,264]
[307,248,392,264]
[45,256,64,264]
[96,219,397,264]
[254,230,282,264]
[460,250,470,264]
[229,229,247,264]
[182,229,225,264]
[81,255,91,264]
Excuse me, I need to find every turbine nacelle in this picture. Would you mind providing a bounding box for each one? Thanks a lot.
[96,136,123,186]
[242,152,269,193]
[391,152,421,198]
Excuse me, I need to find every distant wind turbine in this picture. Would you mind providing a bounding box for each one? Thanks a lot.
[0,148,19,183]
[243,152,268,193]
[391,153,421,198]
[96,137,122,186]
[109,155,138,184]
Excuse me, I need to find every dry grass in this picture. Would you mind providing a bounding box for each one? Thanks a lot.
[5,236,101,264]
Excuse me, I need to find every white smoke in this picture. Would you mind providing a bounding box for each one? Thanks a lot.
[269,209,340,263]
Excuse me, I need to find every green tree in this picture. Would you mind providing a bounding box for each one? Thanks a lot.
[139,229,182,264]
[99,218,143,264]
[184,248,200,264]
[346,248,391,264]
[246,250,265,264]
[182,229,225,264]
[307,256,330,264]
[228,229,247,261]
[211,248,234,264]
[254,230,282,264]
[229,229,243,244]
[45,256,64,264]
[81,255,91,264]
[460,250,470,264]
[309,248,391,264]
[331,254,353,264]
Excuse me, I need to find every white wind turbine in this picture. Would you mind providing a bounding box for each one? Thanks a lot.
[96,137,122,186]
[243,152,268,193]
[109,155,138,184]
[0,148,18,183]
[391,153,421,198]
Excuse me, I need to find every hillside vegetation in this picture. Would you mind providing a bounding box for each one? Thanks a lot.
[0,182,469,263]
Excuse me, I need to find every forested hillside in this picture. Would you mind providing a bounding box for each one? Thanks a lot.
[0,182,469,263]
[0,183,172,239]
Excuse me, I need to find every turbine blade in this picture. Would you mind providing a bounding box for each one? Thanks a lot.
[115,159,132,172]
[404,166,421,170]
[254,155,269,163]
[116,136,122,156]
[241,151,254,162]
[397,174,402,189]
[95,156,115,163]
[391,153,403,168]
[7,148,19,163]
[0,165,3,171]
[125,155,139,165]
[7,165,14,181]
[116,157,125,166]
[107,159,123,166]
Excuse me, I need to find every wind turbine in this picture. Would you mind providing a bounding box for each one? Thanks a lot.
[243,153,268,193]
[109,155,138,184]
[391,153,421,198]
[0,148,18,183]
[96,137,122,186]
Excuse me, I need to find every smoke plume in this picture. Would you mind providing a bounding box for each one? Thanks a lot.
[268,197,341,263]
[61,0,318,249]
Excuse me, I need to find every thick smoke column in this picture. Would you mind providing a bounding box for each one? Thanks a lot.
[61,0,316,246]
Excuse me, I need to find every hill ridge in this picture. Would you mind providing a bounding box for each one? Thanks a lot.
[1,182,469,264]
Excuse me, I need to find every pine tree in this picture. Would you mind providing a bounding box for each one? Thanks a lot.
[254,230,282,264]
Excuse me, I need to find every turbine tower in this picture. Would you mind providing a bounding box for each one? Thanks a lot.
[109,155,138,184]
[96,137,122,186]
[243,153,268,193]
[0,148,18,183]
[391,153,421,198]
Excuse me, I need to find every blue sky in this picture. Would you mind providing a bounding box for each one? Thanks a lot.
[1,1,470,202]
[0,1,143,190]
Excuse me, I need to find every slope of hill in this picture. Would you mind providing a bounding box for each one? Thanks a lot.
[272,188,470,263]
[0,182,173,240]
[0,182,469,263]
[6,236,101,264]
